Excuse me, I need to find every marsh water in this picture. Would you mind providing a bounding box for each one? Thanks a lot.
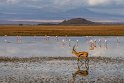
[0,36,124,83]
[0,36,123,58]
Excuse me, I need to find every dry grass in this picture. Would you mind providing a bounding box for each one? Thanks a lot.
[0,25,124,36]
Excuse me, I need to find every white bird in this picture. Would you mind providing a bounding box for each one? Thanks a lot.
[89,40,94,50]
[116,37,120,48]
[4,35,7,43]
[98,39,102,48]
[17,36,22,43]
[55,36,59,41]
[16,36,19,43]
[117,37,120,43]
[47,36,50,40]
[61,39,65,48]
[68,39,71,48]
[76,40,79,48]
[105,39,108,49]
[93,39,97,48]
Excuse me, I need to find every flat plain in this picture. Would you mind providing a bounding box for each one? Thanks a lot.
[0,25,124,36]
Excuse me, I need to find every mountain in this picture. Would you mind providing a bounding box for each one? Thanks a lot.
[59,18,97,25]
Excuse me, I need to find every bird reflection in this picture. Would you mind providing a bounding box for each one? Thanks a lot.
[72,60,89,83]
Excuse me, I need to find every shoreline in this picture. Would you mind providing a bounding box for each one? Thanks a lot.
[0,56,123,63]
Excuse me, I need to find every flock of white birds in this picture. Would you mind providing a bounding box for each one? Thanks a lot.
[0,35,121,57]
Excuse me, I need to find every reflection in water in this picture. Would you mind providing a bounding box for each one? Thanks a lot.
[72,60,89,83]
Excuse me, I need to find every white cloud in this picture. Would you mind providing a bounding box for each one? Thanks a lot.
[87,0,110,6]
[87,0,124,7]
[7,0,17,4]
[0,0,18,4]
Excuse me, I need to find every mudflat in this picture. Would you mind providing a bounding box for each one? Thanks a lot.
[0,57,123,83]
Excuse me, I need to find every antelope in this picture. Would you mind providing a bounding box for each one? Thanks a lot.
[72,45,89,63]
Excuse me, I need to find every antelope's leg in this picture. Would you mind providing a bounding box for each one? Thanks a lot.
[85,58,89,69]
[80,59,84,65]
[77,57,79,65]
[85,63,89,70]
[77,57,83,68]
[80,62,83,67]
[85,57,89,63]
[87,58,89,63]
[77,57,83,67]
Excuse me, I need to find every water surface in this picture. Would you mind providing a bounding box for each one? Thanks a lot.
[0,36,123,58]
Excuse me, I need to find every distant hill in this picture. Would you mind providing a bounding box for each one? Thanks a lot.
[59,18,97,25]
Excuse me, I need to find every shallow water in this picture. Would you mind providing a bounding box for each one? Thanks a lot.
[0,36,124,83]
[0,36,124,58]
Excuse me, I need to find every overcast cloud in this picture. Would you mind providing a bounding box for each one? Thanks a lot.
[0,0,124,22]
[0,0,124,7]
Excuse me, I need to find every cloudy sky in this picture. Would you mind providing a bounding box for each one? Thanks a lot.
[0,0,124,22]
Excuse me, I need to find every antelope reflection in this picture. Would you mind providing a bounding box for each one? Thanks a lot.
[72,61,89,83]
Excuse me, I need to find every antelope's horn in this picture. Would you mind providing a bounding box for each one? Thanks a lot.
[73,45,76,50]
[72,45,74,50]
